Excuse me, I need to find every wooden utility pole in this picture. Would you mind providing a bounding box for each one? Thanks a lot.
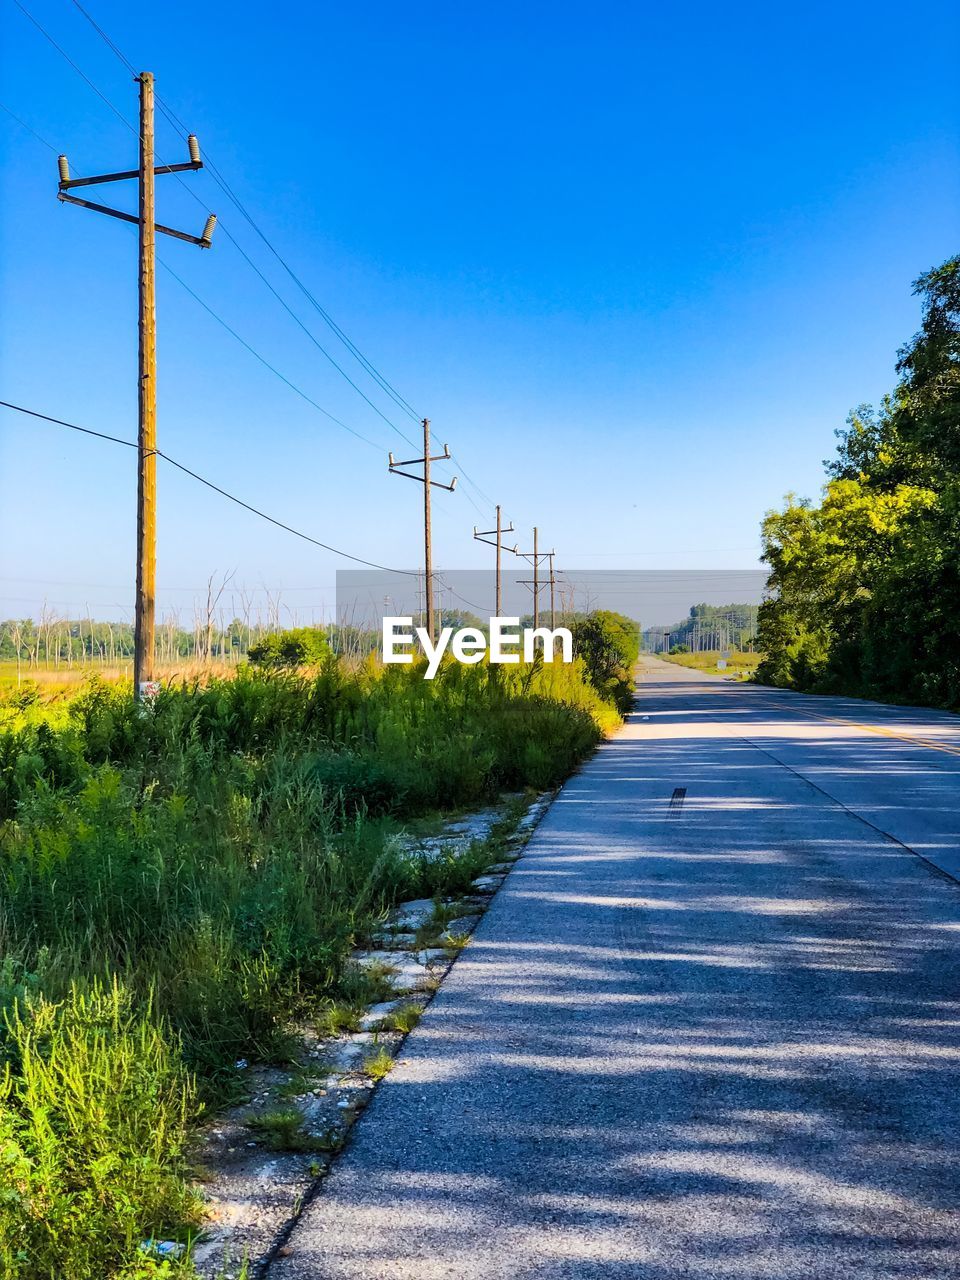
[473,504,517,616]
[137,72,157,696]
[533,526,539,628]
[548,551,556,628]
[515,528,554,630]
[56,72,215,698]
[423,417,433,640]
[389,420,458,643]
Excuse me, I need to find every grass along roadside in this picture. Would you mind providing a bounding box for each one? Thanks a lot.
[0,659,613,1279]
[190,790,550,1277]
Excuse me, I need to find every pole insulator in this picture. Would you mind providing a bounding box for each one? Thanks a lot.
[58,154,70,185]
[187,134,201,165]
[200,214,217,246]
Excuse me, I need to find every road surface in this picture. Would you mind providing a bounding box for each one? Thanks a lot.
[271,658,960,1279]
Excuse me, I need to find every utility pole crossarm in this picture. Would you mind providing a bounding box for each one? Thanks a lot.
[388,419,459,643]
[513,527,556,629]
[57,153,203,191]
[473,523,516,549]
[56,129,216,250]
[388,445,458,491]
[56,192,216,246]
[388,466,457,492]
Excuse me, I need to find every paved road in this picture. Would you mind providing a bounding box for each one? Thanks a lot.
[271,659,960,1279]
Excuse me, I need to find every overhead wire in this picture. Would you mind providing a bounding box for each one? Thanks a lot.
[448,453,497,512]
[68,0,425,434]
[0,399,417,574]
[12,0,522,549]
[155,257,383,450]
[0,68,407,460]
[0,98,59,152]
[11,0,133,132]
[10,0,418,456]
[0,94,396,452]
[0,99,492,560]
[208,220,421,451]
[65,0,501,500]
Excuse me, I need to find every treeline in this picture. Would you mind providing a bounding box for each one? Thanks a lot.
[756,254,960,707]
[0,617,379,668]
[1,609,639,677]
[0,616,250,666]
[644,603,759,654]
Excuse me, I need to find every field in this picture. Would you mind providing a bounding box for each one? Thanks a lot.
[0,658,235,698]
[0,635,631,1279]
[657,649,762,680]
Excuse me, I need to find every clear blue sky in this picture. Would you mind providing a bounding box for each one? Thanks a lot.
[1,0,957,625]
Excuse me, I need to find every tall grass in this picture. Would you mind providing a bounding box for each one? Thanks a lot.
[0,654,621,1277]
[1,980,199,1279]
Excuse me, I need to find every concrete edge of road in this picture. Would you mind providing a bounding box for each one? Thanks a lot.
[195,788,560,1280]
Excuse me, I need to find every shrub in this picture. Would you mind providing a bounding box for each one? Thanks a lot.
[569,611,639,713]
[248,628,330,668]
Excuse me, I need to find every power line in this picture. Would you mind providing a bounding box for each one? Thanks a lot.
[0,92,397,467]
[68,0,136,75]
[11,0,134,134]
[12,0,413,455]
[159,452,411,574]
[156,257,385,450]
[0,399,417,575]
[0,90,407,481]
[0,575,335,592]
[0,399,136,448]
[209,220,421,451]
[69,0,425,432]
[433,576,489,616]
[172,142,423,424]
[202,161,423,429]
[0,98,59,152]
[14,2,516,545]
[62,0,505,508]
[449,452,497,512]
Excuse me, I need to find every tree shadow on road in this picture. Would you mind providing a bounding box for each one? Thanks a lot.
[270,681,960,1279]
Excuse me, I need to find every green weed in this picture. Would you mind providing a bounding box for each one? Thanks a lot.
[315,1001,362,1038]
[362,1047,395,1081]
[373,1003,422,1034]
[442,931,471,952]
[244,1107,335,1154]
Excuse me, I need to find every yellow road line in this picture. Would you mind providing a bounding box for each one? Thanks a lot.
[640,659,960,759]
[765,697,960,760]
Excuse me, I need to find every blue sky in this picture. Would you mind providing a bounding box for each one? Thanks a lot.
[1,0,958,624]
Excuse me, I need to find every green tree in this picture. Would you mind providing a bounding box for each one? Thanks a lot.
[248,627,331,668]
[757,253,960,704]
[570,611,639,712]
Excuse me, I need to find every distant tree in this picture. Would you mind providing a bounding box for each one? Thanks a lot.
[248,627,330,669]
